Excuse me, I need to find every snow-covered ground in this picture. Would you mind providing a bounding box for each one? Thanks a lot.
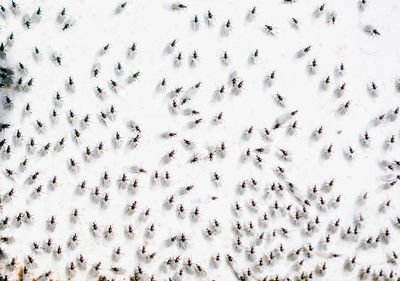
[1,0,400,280]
